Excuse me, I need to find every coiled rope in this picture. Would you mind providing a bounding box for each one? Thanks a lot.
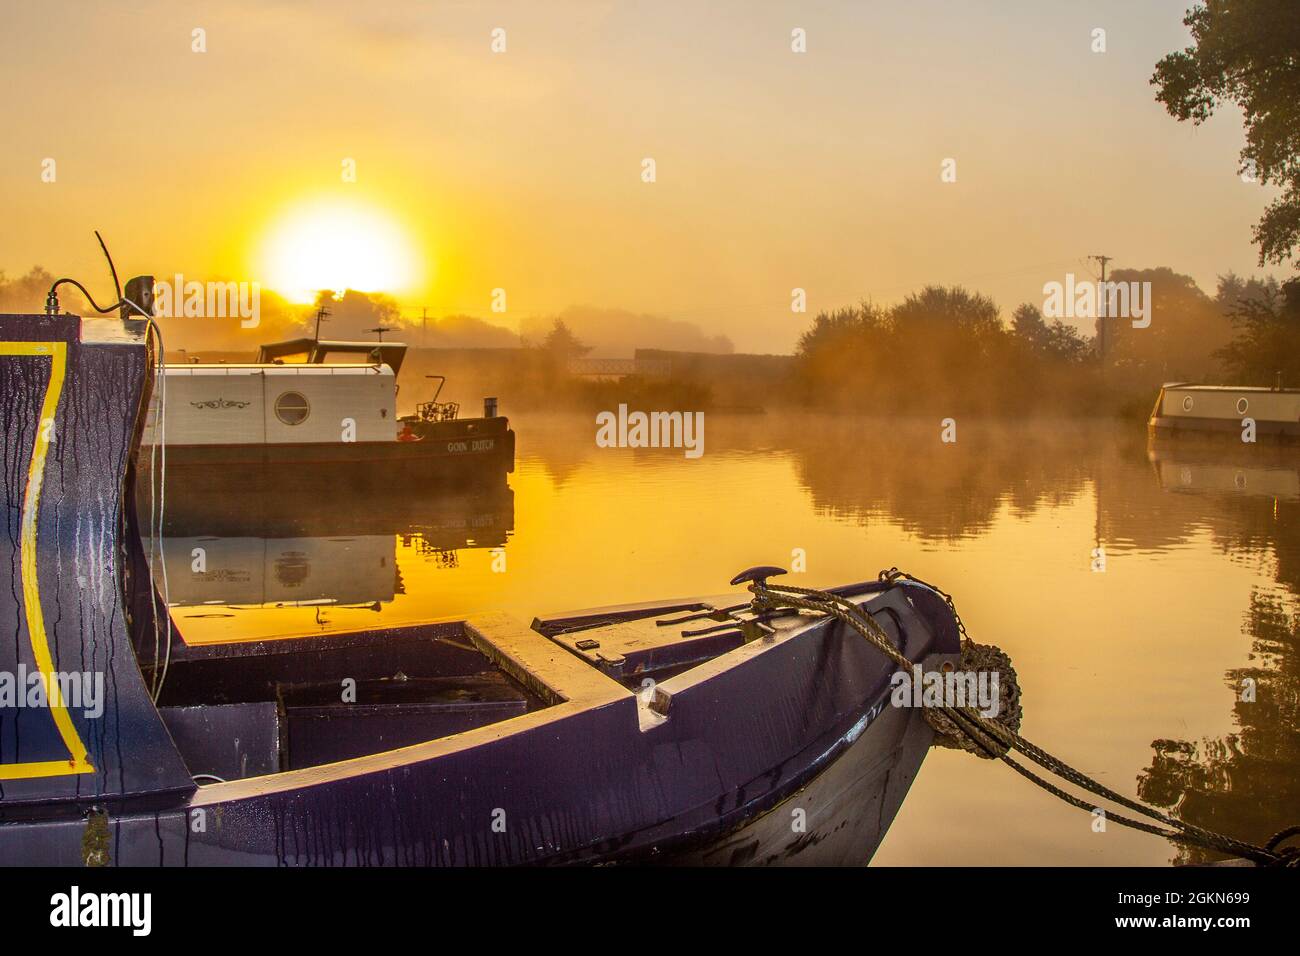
[742,568,1298,867]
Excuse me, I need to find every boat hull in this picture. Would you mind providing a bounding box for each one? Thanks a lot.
[663,689,934,866]
[137,416,515,494]
[1149,414,1300,443]
[0,591,957,866]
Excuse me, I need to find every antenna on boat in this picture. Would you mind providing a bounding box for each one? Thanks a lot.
[43,232,153,322]
[95,230,123,304]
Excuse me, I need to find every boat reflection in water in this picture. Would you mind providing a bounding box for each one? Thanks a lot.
[158,534,399,609]
[1148,442,1300,500]
[146,475,514,644]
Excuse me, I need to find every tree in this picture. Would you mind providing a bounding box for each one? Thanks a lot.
[1152,1,1300,268]
[1214,276,1300,385]
[1101,267,1230,382]
[890,285,1003,345]
[793,302,894,406]
[0,265,89,314]
[1214,271,1280,318]
[795,301,889,356]
[539,319,590,361]
[1012,303,1091,363]
[311,288,401,340]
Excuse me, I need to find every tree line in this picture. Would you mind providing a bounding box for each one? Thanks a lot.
[792,270,1300,417]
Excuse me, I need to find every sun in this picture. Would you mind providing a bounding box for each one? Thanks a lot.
[260,200,420,303]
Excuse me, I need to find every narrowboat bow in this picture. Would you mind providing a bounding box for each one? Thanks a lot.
[0,309,959,866]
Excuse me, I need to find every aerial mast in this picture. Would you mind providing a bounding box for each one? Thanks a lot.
[1089,254,1112,363]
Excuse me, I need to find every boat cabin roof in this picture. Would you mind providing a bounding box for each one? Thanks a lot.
[1162,383,1300,395]
[256,338,407,376]
[165,363,392,377]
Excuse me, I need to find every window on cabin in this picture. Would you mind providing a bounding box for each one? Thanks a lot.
[274,391,311,425]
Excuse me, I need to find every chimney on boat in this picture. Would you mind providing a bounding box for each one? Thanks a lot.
[120,275,155,328]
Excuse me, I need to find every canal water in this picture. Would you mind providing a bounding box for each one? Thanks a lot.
[157,413,1300,865]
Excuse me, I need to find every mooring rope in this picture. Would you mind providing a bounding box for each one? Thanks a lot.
[121,296,172,702]
[742,569,1298,867]
[44,245,173,701]
[146,315,172,703]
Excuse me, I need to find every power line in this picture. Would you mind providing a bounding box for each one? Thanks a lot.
[1089,254,1113,362]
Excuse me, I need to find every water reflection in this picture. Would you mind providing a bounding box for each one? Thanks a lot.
[1135,442,1300,862]
[160,534,399,609]
[142,413,1300,863]
[1138,589,1300,864]
[1150,444,1300,501]
[152,478,513,643]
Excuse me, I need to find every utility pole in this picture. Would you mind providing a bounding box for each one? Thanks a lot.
[1089,254,1112,363]
[313,306,331,342]
[422,307,427,348]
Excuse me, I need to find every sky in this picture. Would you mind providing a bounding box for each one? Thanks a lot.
[0,0,1280,353]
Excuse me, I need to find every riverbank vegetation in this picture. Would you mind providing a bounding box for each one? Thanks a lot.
[793,271,1299,418]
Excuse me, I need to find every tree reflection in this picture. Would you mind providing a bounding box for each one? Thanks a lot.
[1138,590,1300,864]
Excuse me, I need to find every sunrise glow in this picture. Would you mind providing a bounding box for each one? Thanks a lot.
[259,200,420,302]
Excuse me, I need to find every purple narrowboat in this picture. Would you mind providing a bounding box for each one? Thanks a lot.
[0,304,959,866]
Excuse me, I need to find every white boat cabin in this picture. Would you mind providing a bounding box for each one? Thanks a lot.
[1154,383,1300,424]
[146,340,407,446]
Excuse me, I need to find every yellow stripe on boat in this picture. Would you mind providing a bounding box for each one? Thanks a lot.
[0,341,94,779]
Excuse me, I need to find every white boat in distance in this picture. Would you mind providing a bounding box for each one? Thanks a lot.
[1149,382,1300,443]
[140,337,514,488]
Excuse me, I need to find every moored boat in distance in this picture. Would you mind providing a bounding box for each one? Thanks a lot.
[1149,381,1300,443]
[143,336,514,489]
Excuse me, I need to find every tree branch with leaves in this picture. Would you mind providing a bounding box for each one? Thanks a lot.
[1152,1,1300,268]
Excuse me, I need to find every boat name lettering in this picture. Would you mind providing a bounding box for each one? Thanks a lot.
[446,439,495,453]
[190,398,251,410]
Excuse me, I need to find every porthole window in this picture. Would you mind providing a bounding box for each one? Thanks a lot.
[1236,397,1249,415]
[1181,395,1194,412]
[275,391,311,426]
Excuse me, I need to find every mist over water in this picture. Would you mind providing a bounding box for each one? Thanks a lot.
[157,413,1299,864]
